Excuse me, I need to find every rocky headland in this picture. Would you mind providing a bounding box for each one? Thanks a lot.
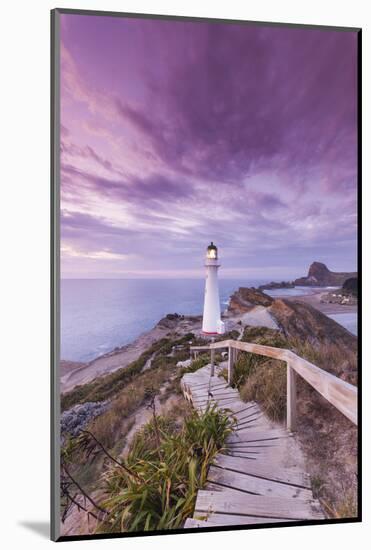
[294,262,357,287]
[256,262,357,291]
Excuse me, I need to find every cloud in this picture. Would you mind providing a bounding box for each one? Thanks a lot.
[61,244,129,261]
[59,16,358,277]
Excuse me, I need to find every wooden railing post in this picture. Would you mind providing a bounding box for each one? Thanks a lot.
[286,362,297,432]
[228,346,235,385]
[210,348,215,377]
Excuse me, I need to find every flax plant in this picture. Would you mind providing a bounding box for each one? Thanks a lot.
[99,405,234,533]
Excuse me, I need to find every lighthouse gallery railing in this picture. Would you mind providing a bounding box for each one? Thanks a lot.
[190,339,357,432]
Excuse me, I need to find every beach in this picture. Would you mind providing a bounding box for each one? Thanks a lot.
[284,288,357,315]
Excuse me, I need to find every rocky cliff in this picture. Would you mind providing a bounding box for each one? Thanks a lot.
[269,298,356,349]
[228,287,356,349]
[294,262,357,287]
[228,287,273,313]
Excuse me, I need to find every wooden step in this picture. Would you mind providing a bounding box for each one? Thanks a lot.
[192,390,240,402]
[184,518,209,528]
[188,514,296,527]
[214,454,311,488]
[194,490,324,520]
[226,429,288,444]
[207,466,313,499]
[194,397,243,409]
[226,441,284,451]
[225,402,260,414]
[184,515,295,528]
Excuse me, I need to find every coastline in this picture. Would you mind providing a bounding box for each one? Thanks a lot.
[61,315,203,393]
[61,288,357,394]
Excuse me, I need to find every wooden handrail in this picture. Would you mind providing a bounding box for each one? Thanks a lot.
[190,339,357,429]
[286,350,357,425]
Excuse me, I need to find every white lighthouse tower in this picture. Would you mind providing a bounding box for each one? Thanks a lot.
[202,242,225,335]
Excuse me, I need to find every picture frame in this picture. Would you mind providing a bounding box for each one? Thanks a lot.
[51,8,362,542]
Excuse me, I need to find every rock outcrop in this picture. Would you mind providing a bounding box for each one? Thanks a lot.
[228,287,273,314]
[61,401,109,438]
[157,313,184,329]
[294,262,357,287]
[228,287,357,350]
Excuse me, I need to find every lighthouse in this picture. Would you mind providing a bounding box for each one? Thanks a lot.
[202,242,225,335]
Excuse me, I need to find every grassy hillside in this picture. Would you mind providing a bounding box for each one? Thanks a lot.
[61,334,194,411]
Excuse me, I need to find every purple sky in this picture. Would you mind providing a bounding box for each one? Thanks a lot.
[60,14,358,279]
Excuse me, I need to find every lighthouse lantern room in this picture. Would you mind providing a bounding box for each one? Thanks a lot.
[202,242,225,335]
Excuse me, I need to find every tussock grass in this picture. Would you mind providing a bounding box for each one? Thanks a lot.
[98,405,234,533]
[239,359,287,421]
[90,390,143,450]
[222,327,287,420]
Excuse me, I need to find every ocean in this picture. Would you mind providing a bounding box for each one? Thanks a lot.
[61,279,357,362]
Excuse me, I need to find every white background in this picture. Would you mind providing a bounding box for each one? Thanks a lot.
[0,0,369,548]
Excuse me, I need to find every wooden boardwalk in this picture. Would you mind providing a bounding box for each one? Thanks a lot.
[181,364,325,528]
